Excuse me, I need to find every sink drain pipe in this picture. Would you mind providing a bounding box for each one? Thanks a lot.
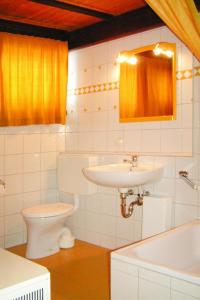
[120,190,144,218]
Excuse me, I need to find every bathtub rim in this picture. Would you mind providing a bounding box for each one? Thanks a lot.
[111,220,200,285]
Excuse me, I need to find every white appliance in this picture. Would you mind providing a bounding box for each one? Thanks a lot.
[0,248,50,300]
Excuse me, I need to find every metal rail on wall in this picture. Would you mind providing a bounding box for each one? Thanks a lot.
[179,170,200,190]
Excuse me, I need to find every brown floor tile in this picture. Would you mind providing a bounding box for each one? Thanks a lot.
[8,240,110,300]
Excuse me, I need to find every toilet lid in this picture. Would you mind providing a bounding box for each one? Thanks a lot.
[22,202,74,218]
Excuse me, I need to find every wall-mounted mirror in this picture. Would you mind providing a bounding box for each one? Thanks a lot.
[119,43,176,122]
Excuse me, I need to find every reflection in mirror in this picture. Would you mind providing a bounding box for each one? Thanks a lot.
[119,43,176,122]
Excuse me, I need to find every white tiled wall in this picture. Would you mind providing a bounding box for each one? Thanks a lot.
[63,26,200,249]
[0,125,65,247]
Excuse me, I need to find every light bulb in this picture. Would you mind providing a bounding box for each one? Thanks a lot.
[165,50,173,58]
[128,56,138,65]
[153,43,161,56]
[117,54,127,63]
[153,47,161,56]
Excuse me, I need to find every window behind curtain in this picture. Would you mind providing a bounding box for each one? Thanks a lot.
[0,32,68,126]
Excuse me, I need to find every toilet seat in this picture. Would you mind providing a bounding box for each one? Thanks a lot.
[22,202,74,218]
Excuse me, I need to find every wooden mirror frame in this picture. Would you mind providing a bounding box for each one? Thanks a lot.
[119,42,176,122]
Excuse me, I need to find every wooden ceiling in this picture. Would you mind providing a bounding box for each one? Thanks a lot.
[0,0,199,49]
[0,0,146,31]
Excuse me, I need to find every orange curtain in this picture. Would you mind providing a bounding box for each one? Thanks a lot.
[145,56,173,117]
[119,62,138,119]
[0,32,68,126]
[145,0,200,61]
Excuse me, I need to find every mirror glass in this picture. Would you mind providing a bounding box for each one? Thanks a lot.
[119,43,176,122]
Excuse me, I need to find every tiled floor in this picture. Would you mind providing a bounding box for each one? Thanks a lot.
[8,240,110,300]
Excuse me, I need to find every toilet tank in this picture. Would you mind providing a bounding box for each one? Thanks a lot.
[58,153,98,195]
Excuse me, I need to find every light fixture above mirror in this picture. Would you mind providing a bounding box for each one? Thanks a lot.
[117,53,138,64]
[153,43,174,58]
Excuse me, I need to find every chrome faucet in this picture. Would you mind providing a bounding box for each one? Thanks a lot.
[123,154,138,169]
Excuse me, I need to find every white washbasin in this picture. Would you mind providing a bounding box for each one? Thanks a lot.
[82,163,163,189]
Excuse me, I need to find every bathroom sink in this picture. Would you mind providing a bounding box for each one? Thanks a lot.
[82,163,163,189]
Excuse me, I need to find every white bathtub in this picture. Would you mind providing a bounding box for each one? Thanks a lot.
[111,221,200,300]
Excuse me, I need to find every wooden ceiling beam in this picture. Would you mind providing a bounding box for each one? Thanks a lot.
[30,0,114,21]
[194,0,200,10]
[68,6,164,49]
[0,19,68,41]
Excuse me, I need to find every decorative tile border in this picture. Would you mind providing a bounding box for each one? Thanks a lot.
[68,67,200,96]
[68,81,119,96]
[176,66,200,80]
[194,66,200,77]
[176,69,193,80]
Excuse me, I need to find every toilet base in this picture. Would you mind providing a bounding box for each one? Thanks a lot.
[24,215,75,259]
[59,226,75,248]
[26,243,60,259]
[59,236,75,248]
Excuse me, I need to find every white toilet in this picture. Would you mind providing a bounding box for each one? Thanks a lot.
[22,202,74,259]
[22,153,98,259]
